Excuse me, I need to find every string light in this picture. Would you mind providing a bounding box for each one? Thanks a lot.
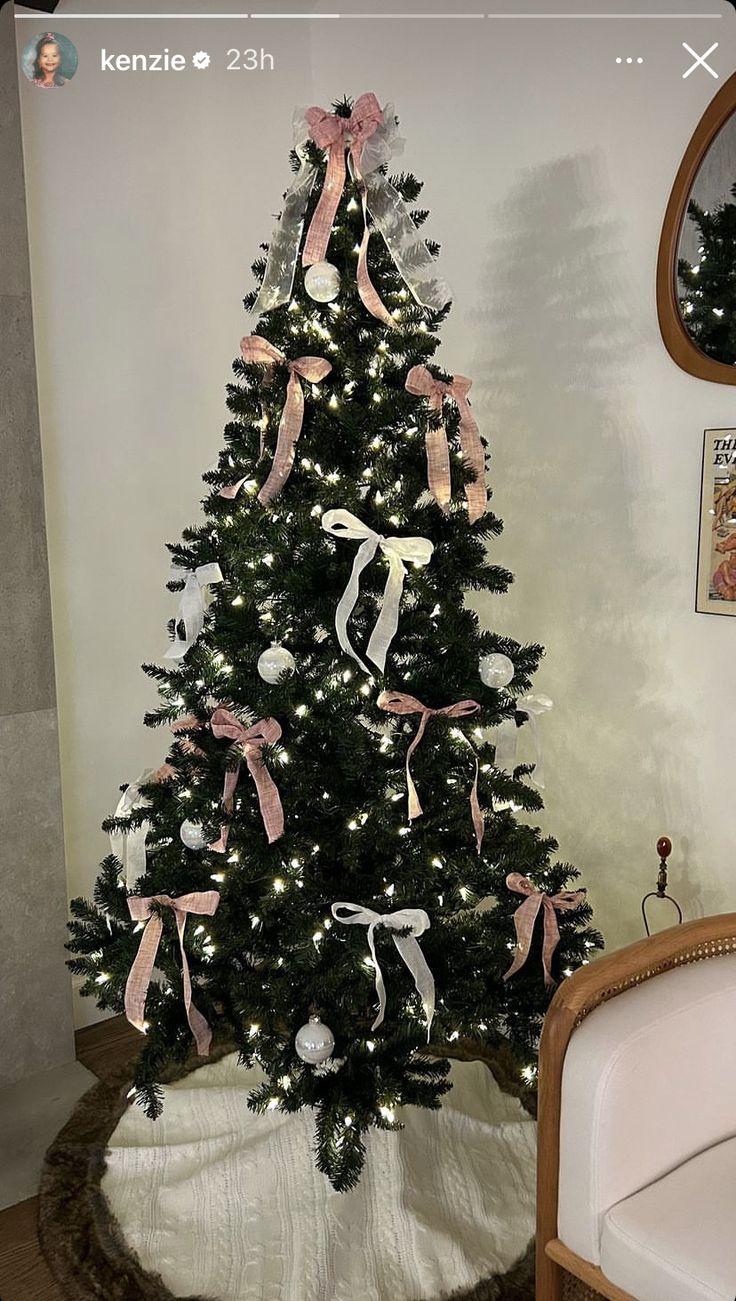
[231,595,244,607]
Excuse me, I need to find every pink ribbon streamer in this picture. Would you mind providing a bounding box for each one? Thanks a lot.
[303,94,397,330]
[125,891,220,1056]
[503,872,587,987]
[222,336,331,507]
[209,708,284,852]
[405,365,487,523]
[377,690,484,854]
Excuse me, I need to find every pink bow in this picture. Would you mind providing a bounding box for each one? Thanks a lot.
[125,891,220,1055]
[303,93,382,264]
[303,93,397,331]
[503,873,587,987]
[377,690,484,854]
[405,365,487,523]
[221,337,331,507]
[209,708,284,852]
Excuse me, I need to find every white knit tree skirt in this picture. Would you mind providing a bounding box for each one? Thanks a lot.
[101,1053,536,1301]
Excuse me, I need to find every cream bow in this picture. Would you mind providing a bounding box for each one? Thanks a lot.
[321,509,433,675]
[331,902,435,1039]
[164,563,223,661]
[494,694,553,789]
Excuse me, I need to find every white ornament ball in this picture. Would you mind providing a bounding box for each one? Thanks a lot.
[479,653,515,689]
[180,819,208,851]
[295,1015,335,1065]
[304,260,341,303]
[257,643,296,684]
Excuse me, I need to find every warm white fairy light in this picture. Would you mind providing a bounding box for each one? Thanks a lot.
[251,915,260,929]
[311,503,323,517]
[348,819,358,831]
[279,751,290,765]
[384,882,395,896]
[448,1030,460,1042]
[194,924,206,936]
[360,683,371,697]
[295,704,307,717]
[95,973,110,984]
[342,669,352,683]
[280,1074,292,1090]
[366,1040,375,1053]
[379,1105,396,1122]
[372,393,382,404]
[313,930,323,944]
[210,872,225,884]
[249,1023,260,1037]
[231,595,244,607]
[267,1097,280,1110]
[344,1115,353,1127]
[389,515,400,527]
[228,851,240,863]
[375,490,384,505]
[398,826,410,836]
[329,394,339,409]
[273,878,285,893]
[432,856,443,868]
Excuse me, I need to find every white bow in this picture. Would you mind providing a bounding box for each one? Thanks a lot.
[494,694,553,789]
[109,772,154,888]
[331,901,435,1040]
[164,562,223,661]
[321,509,433,675]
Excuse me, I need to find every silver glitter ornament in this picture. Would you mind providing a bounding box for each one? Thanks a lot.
[257,643,296,684]
[180,819,208,850]
[479,652,515,689]
[304,261,341,303]
[295,1015,335,1064]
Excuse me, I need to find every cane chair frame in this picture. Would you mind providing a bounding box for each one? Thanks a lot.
[536,913,736,1301]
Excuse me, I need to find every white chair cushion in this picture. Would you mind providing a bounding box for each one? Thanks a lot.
[600,1135,736,1301]
[557,952,736,1264]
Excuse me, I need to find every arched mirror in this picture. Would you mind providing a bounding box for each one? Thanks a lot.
[658,71,736,383]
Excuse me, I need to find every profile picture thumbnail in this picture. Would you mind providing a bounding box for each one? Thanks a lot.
[21,32,78,89]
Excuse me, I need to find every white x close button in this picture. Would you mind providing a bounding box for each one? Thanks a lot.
[682,42,719,80]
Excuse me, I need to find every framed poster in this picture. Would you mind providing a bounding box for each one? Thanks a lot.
[696,429,736,616]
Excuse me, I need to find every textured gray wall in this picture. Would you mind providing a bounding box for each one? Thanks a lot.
[0,3,75,1087]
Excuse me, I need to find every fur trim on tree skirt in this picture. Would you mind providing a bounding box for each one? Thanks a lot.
[39,1041,536,1301]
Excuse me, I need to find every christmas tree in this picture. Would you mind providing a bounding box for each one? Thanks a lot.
[678,187,736,365]
[67,94,601,1191]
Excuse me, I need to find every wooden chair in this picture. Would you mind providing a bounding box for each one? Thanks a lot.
[536,913,736,1301]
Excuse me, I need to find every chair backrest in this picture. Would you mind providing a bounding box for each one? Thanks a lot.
[557,951,736,1265]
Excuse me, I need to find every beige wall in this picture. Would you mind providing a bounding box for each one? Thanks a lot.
[1,2,74,1077]
[15,0,736,1026]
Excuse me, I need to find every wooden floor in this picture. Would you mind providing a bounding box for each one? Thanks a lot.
[0,1016,141,1301]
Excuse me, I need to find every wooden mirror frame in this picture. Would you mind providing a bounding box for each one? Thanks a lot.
[657,70,736,384]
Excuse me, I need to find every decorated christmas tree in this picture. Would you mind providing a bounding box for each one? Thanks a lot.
[678,187,736,364]
[67,94,602,1190]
